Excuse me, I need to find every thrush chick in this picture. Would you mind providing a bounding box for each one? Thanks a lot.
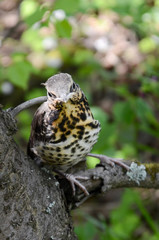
[28,73,101,195]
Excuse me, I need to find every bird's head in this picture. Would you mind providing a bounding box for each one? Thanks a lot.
[42,73,80,103]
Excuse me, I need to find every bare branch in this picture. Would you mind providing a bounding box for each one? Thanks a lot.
[8,96,47,117]
[62,161,159,208]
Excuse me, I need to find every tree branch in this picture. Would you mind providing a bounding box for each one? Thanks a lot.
[8,96,47,117]
[62,161,159,208]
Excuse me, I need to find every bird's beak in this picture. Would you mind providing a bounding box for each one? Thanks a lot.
[55,97,66,103]
[41,83,46,86]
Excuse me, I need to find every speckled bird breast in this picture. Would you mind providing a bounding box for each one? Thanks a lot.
[32,92,101,171]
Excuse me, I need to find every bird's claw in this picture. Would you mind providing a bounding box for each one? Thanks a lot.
[54,169,89,196]
[66,174,89,196]
[87,153,130,171]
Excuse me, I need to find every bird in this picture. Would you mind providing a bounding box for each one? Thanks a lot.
[28,73,129,195]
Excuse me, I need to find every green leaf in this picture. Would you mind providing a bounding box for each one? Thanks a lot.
[20,0,46,26]
[92,0,111,9]
[134,190,159,237]
[25,88,46,100]
[113,101,135,124]
[110,190,140,239]
[134,97,154,122]
[20,0,38,19]
[55,19,72,38]
[17,110,32,140]
[140,77,159,98]
[73,49,94,64]
[7,61,33,90]
[75,220,98,240]
[86,156,99,169]
[139,37,156,53]
[25,6,46,26]
[22,29,43,51]
[54,0,80,15]
[118,144,137,159]
[115,85,131,98]
[117,125,136,145]
[90,107,114,152]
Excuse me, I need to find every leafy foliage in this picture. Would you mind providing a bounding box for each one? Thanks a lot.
[75,190,159,240]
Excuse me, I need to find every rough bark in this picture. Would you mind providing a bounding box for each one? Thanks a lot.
[0,109,77,240]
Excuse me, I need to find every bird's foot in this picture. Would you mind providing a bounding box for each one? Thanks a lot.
[65,174,89,196]
[87,153,130,171]
[54,169,89,196]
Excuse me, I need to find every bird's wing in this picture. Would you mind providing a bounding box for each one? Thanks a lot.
[27,102,59,158]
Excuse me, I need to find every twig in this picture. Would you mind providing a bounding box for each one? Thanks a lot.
[9,96,47,117]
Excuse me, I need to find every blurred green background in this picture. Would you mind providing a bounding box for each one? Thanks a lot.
[0,0,159,239]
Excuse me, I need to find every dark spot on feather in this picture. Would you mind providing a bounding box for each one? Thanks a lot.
[66,130,71,135]
[56,147,61,152]
[71,147,76,153]
[79,112,86,121]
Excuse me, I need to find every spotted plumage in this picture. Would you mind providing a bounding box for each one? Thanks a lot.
[28,73,101,175]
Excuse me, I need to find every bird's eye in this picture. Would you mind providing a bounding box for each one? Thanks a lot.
[70,82,76,92]
[48,92,56,98]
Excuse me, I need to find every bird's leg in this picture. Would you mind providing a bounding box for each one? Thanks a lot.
[54,169,89,196]
[87,153,130,171]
